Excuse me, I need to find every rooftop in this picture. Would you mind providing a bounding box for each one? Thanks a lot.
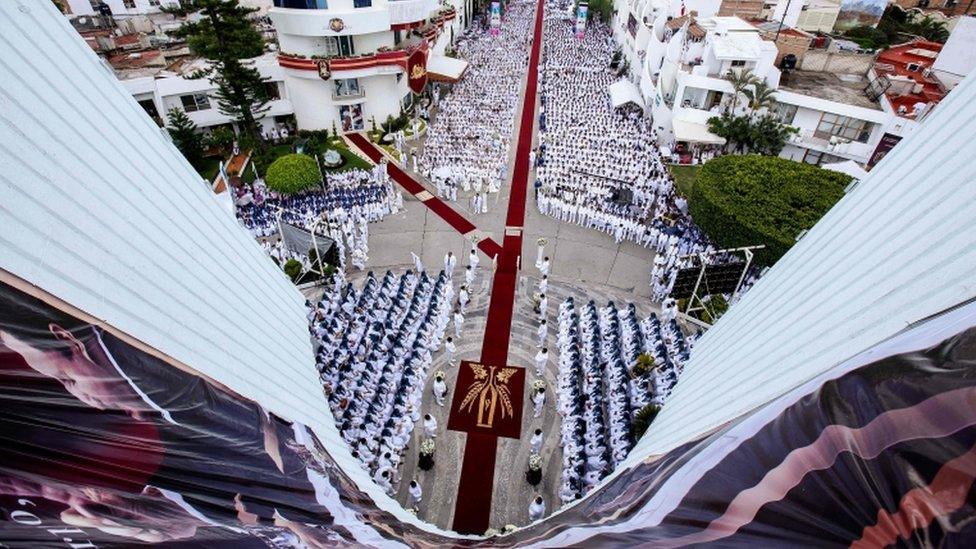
[748,19,812,40]
[779,70,881,110]
[875,39,946,118]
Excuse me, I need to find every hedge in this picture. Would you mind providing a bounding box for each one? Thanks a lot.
[689,155,850,267]
[265,153,320,194]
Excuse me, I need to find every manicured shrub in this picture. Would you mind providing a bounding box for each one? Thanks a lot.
[265,153,320,194]
[283,258,303,282]
[689,155,850,267]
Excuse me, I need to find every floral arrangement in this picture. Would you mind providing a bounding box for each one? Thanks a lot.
[434,370,445,380]
[528,454,543,471]
[419,438,436,456]
[483,528,500,537]
[532,379,546,392]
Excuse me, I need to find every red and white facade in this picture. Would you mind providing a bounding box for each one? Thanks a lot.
[270,0,471,132]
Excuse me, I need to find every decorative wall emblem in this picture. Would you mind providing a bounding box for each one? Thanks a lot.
[329,17,345,32]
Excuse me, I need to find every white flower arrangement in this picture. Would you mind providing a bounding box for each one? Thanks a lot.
[483,528,500,537]
[419,438,436,456]
[528,454,543,471]
[434,370,445,380]
[532,379,546,392]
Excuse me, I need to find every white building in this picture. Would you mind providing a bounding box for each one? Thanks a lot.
[633,11,917,166]
[66,0,180,16]
[269,0,471,132]
[120,53,295,134]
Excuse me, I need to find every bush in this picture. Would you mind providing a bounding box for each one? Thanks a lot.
[632,353,655,377]
[265,153,320,194]
[633,404,661,440]
[283,258,303,282]
[689,155,850,267]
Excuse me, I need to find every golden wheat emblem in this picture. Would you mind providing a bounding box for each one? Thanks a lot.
[459,363,515,428]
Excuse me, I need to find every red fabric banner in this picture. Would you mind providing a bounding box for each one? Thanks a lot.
[447,361,525,439]
[407,45,428,95]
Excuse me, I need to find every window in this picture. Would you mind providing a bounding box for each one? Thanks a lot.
[263,82,281,100]
[394,29,402,46]
[123,0,136,8]
[179,93,211,112]
[353,0,372,7]
[730,60,746,67]
[149,0,160,6]
[815,113,873,143]
[138,98,160,121]
[324,36,355,57]
[334,78,361,98]
[772,102,798,124]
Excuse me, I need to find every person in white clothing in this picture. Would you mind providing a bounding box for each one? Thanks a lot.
[444,336,457,365]
[533,387,546,418]
[458,285,470,312]
[407,480,423,508]
[465,265,475,287]
[374,469,393,495]
[534,348,548,376]
[423,413,438,438]
[536,319,547,348]
[538,293,548,319]
[468,249,480,270]
[453,309,464,339]
[529,496,546,521]
[539,256,550,276]
[444,251,457,278]
[411,252,424,274]
[432,373,448,406]
[530,428,543,454]
[538,275,548,295]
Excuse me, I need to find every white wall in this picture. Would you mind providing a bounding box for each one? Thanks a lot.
[0,1,444,538]
[636,71,976,457]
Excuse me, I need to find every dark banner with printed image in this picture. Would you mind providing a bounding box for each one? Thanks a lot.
[2,273,976,547]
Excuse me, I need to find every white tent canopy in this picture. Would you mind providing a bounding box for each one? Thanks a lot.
[608,80,645,110]
[672,119,726,145]
[427,54,469,82]
[822,159,869,181]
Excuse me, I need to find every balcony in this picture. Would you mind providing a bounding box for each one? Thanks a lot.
[270,4,391,37]
[278,41,427,76]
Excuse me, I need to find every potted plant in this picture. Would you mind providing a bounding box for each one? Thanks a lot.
[419,438,435,470]
[526,454,543,485]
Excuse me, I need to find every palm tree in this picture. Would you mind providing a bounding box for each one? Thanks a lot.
[725,68,759,115]
[742,80,777,118]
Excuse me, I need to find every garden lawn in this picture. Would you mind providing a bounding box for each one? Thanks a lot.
[670,164,699,198]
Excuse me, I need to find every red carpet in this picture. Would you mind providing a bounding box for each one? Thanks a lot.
[344,132,504,258]
[451,0,545,535]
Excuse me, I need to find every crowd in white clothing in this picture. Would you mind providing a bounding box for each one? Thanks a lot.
[235,166,403,273]
[418,1,535,206]
[554,297,692,504]
[536,4,745,301]
[308,270,453,494]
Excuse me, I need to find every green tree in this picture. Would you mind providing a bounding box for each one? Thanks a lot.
[724,68,759,115]
[166,108,204,168]
[904,15,949,42]
[707,113,752,153]
[689,155,850,266]
[742,80,776,117]
[265,153,321,194]
[164,0,269,148]
[748,114,797,156]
